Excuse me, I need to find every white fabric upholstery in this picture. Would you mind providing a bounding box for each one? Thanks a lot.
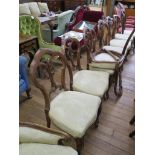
[115,33,134,40]
[73,70,109,97]
[103,45,124,55]
[38,2,49,14]
[49,91,101,138]
[89,53,118,70]
[89,65,114,75]
[19,127,62,145]
[19,3,31,15]
[110,39,131,49]
[19,143,78,155]
[28,2,41,17]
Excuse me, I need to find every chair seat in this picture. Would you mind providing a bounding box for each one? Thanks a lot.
[103,45,124,55]
[89,65,114,75]
[20,143,78,155]
[73,70,109,97]
[49,91,101,138]
[115,33,134,41]
[89,53,118,69]
[110,39,131,49]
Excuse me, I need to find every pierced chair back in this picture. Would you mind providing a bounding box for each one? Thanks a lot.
[29,48,73,126]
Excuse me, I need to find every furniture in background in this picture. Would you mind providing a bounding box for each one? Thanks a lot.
[42,10,74,42]
[19,34,39,66]
[19,15,62,61]
[19,122,78,155]
[30,48,102,154]
[19,56,31,101]
[67,5,103,31]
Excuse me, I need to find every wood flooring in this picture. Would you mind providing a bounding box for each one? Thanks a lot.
[19,50,135,155]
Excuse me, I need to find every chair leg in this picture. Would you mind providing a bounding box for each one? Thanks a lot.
[130,115,135,125]
[129,130,135,138]
[26,87,32,99]
[76,137,84,155]
[95,101,102,128]
[114,71,123,97]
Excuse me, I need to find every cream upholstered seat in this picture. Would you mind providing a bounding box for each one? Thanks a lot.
[115,33,134,41]
[89,53,118,75]
[110,39,131,49]
[49,91,101,138]
[19,123,78,155]
[103,45,124,55]
[20,143,77,155]
[73,70,109,97]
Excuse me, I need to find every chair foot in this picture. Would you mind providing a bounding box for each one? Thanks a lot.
[26,88,32,99]
[76,137,84,155]
[129,130,135,138]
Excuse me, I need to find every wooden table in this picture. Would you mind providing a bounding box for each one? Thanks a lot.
[37,15,58,41]
[19,34,39,65]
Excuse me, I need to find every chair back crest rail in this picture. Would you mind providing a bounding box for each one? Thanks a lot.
[29,48,73,115]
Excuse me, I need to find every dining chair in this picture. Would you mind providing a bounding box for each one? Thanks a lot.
[30,48,102,155]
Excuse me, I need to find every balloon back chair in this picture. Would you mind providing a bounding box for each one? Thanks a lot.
[87,25,135,96]
[19,122,78,155]
[30,48,103,154]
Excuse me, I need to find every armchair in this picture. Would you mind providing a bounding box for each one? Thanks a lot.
[19,15,62,61]
[67,5,103,31]
[19,56,31,101]
[30,48,102,154]
[19,122,78,155]
[42,10,74,42]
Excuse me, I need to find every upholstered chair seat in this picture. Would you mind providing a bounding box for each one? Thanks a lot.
[103,45,125,56]
[19,123,78,155]
[110,39,131,49]
[73,70,109,97]
[115,33,134,41]
[49,91,101,138]
[20,144,78,155]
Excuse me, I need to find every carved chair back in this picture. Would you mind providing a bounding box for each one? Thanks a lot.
[29,48,73,123]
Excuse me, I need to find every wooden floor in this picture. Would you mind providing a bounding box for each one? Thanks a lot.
[19,50,135,155]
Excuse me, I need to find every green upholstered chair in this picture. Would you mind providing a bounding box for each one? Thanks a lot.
[42,10,74,42]
[19,15,62,60]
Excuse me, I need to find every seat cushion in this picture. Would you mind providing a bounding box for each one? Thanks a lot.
[89,53,118,69]
[19,127,62,145]
[110,39,131,49]
[73,70,109,97]
[38,2,49,14]
[103,45,124,55]
[19,3,31,15]
[19,143,78,155]
[28,2,41,17]
[89,66,114,75]
[49,91,101,138]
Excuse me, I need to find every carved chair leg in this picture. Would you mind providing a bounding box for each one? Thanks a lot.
[114,71,123,97]
[26,87,32,99]
[130,115,135,125]
[45,109,51,128]
[95,101,102,128]
[76,137,84,155]
[129,130,135,138]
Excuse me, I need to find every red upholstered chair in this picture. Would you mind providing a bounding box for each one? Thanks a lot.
[66,5,103,31]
